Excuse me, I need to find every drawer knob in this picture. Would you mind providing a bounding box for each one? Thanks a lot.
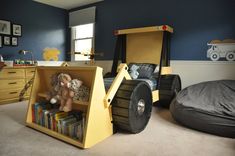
[9,82,17,85]
[8,72,17,74]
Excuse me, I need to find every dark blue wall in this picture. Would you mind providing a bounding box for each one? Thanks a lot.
[71,0,235,60]
[0,0,68,61]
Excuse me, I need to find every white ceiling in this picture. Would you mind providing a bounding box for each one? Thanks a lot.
[33,0,103,10]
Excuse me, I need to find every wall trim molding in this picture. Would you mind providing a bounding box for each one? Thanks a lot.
[4,60,234,89]
[171,60,235,65]
[171,60,235,88]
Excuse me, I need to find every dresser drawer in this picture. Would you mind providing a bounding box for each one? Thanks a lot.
[0,89,21,100]
[1,79,25,89]
[0,68,25,79]
[25,68,35,78]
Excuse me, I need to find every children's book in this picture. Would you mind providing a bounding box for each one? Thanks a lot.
[61,117,77,135]
[57,115,74,134]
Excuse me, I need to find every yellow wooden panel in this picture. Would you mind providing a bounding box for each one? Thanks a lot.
[35,66,96,92]
[37,92,89,106]
[116,25,173,35]
[83,67,113,148]
[26,123,84,148]
[0,68,25,79]
[0,98,20,105]
[1,79,25,89]
[0,88,21,100]
[126,31,163,65]
[26,66,113,148]
[25,68,35,78]
[161,67,172,75]
[152,90,159,102]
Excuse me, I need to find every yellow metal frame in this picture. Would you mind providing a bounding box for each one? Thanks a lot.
[104,64,131,108]
[112,25,174,103]
[116,25,173,35]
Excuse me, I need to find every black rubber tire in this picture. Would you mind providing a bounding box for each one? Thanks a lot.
[112,80,152,133]
[159,74,181,108]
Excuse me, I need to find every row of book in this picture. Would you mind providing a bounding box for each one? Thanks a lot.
[32,102,85,142]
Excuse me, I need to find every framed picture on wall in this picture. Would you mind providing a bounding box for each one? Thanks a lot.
[0,36,2,48]
[12,24,22,36]
[11,37,18,46]
[0,20,11,35]
[3,36,10,46]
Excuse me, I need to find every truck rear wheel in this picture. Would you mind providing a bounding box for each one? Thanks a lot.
[159,75,181,108]
[112,80,152,133]
[226,52,235,61]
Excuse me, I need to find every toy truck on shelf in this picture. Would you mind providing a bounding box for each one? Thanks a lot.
[26,25,181,148]
[207,39,235,61]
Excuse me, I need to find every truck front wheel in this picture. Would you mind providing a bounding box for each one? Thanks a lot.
[210,52,220,61]
[226,52,235,61]
[112,80,152,134]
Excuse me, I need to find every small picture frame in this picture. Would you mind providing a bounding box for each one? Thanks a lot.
[12,37,18,46]
[0,20,11,35]
[12,24,22,36]
[0,36,2,48]
[3,36,10,45]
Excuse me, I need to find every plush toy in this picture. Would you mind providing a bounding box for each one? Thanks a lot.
[47,73,90,112]
[50,73,74,112]
[46,73,60,101]
[69,79,90,102]
[129,64,139,79]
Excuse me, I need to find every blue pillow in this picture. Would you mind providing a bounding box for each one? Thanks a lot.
[128,63,158,79]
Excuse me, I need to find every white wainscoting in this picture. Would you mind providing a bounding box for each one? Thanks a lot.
[18,60,235,89]
[37,61,64,66]
[69,60,235,89]
[68,60,113,75]
[171,61,235,88]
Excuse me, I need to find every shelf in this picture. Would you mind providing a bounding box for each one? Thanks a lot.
[37,93,47,98]
[73,100,89,106]
[37,93,89,106]
[26,122,83,148]
[27,66,113,148]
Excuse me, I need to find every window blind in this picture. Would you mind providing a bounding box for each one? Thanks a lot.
[69,7,96,27]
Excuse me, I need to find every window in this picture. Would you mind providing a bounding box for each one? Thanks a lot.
[71,23,94,61]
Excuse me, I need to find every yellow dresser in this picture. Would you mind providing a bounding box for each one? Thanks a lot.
[0,66,35,104]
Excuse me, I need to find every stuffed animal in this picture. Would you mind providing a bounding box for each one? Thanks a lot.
[48,73,90,112]
[69,79,90,102]
[46,73,60,101]
[129,64,139,79]
[50,73,74,112]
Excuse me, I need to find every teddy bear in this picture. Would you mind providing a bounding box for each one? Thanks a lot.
[49,73,74,112]
[47,73,90,112]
